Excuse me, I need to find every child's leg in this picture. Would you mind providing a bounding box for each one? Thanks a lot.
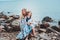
[0,28,2,32]
[32,27,36,36]
[25,36,28,40]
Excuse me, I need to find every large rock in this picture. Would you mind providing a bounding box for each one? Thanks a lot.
[42,16,53,23]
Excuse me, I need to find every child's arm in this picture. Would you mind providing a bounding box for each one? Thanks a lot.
[27,19,33,25]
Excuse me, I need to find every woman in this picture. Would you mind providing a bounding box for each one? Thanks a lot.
[16,9,32,40]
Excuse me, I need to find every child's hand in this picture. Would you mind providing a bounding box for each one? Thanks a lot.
[27,22,32,25]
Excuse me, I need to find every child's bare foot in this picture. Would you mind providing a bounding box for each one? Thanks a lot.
[25,36,28,40]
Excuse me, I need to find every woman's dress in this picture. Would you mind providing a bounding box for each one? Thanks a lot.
[16,18,32,39]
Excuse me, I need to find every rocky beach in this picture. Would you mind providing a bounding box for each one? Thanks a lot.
[0,12,60,40]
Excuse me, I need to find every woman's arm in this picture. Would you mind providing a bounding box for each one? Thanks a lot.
[19,14,22,20]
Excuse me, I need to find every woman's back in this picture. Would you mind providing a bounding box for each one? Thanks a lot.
[20,17,27,30]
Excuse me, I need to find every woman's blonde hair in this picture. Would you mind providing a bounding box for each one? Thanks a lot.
[20,9,32,20]
[19,9,26,20]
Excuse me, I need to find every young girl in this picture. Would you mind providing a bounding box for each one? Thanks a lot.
[26,11,36,37]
